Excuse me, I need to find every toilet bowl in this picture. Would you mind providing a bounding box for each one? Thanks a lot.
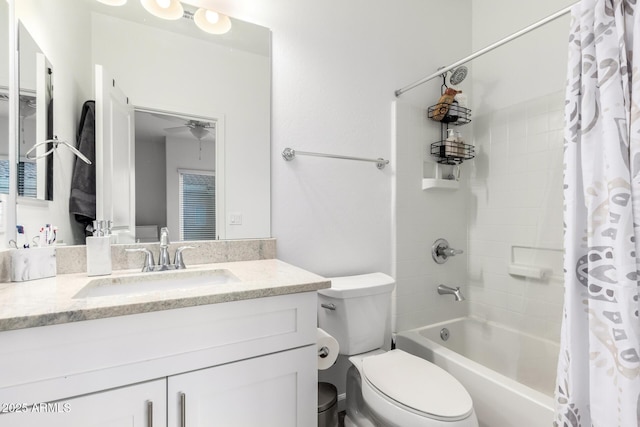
[347,350,477,427]
[318,273,478,427]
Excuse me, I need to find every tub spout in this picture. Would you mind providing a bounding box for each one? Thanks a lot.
[437,284,466,301]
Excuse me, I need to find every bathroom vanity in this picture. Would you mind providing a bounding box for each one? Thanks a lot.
[0,256,330,426]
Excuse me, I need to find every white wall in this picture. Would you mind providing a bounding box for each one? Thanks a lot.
[467,0,574,340]
[202,0,471,277]
[135,135,167,229]
[471,0,574,112]
[0,113,7,157]
[0,0,8,90]
[16,0,94,245]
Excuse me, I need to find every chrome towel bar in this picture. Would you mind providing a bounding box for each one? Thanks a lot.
[282,147,389,170]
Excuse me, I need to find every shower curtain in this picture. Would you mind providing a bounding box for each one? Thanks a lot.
[555,0,640,426]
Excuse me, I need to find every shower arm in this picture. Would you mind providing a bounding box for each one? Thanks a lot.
[394,3,576,97]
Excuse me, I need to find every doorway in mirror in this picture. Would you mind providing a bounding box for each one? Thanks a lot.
[134,109,221,243]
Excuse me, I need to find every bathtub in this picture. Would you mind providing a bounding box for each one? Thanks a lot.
[396,317,558,427]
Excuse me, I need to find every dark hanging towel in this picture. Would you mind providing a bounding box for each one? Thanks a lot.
[68,100,96,227]
[45,97,54,200]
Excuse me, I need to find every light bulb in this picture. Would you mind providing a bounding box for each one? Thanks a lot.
[194,8,232,34]
[205,10,220,24]
[140,0,183,20]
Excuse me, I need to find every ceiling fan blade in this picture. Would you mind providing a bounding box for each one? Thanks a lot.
[163,126,188,133]
[152,113,185,124]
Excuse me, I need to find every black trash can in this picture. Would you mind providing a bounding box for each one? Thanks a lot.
[318,382,338,427]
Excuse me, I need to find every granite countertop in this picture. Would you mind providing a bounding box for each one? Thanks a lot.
[0,259,330,332]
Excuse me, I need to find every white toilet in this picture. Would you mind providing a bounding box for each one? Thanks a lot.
[318,273,478,427]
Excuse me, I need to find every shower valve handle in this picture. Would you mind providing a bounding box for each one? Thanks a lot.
[432,238,463,264]
[440,247,463,257]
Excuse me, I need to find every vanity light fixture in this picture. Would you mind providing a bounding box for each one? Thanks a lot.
[193,8,232,34]
[140,0,184,20]
[95,0,128,5]
[96,0,231,35]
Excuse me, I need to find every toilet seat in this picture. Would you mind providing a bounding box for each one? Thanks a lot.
[361,350,474,424]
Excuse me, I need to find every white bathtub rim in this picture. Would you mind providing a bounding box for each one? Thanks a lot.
[403,315,561,349]
[396,317,556,413]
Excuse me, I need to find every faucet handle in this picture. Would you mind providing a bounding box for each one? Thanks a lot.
[432,238,463,264]
[174,246,194,269]
[442,247,464,257]
[160,227,170,247]
[126,247,155,272]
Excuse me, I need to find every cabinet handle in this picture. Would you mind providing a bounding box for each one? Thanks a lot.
[146,400,153,427]
[180,392,186,427]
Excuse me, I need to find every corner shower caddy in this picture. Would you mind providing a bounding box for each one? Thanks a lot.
[423,77,474,190]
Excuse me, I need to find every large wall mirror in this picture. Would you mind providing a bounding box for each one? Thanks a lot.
[0,0,8,242]
[18,23,53,202]
[8,0,271,247]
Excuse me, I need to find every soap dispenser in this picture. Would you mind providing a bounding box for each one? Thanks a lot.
[86,220,112,276]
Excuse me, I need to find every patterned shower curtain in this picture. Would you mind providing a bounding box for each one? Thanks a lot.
[555,0,640,426]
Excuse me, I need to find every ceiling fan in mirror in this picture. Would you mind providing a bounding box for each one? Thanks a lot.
[163,119,215,160]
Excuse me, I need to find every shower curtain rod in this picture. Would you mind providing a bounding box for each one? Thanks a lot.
[394,2,578,97]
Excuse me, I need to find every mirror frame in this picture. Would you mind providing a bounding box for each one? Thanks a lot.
[6,0,18,244]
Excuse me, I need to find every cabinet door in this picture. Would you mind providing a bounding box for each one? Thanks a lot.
[0,379,166,427]
[168,346,317,427]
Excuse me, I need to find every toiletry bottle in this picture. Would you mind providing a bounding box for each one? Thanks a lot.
[443,128,456,158]
[455,131,465,157]
[445,99,459,123]
[86,220,112,276]
[453,92,468,122]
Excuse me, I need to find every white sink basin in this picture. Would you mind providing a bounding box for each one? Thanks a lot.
[73,269,240,299]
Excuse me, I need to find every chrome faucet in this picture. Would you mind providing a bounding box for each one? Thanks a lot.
[158,227,171,270]
[437,284,466,302]
[126,227,194,272]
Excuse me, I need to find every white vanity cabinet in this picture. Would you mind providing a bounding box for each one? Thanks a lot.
[0,292,319,427]
[168,346,316,426]
[0,379,167,427]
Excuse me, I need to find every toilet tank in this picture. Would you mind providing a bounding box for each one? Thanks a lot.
[318,273,395,355]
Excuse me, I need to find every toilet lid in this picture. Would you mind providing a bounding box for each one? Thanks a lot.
[362,350,473,419]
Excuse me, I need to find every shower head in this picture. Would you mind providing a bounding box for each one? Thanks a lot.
[448,66,468,86]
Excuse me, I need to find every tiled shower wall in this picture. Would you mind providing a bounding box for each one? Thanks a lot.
[466,91,565,341]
